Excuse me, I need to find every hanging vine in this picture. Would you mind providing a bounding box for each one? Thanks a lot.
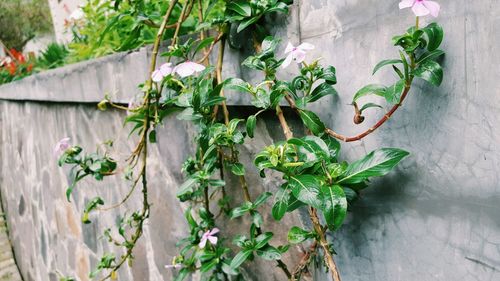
[55,1,445,280]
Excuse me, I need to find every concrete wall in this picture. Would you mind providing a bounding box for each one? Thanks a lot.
[1,1,500,280]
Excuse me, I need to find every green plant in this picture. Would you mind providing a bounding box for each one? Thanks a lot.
[37,43,69,69]
[56,1,446,280]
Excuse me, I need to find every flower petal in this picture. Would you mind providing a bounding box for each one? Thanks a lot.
[208,236,218,245]
[188,61,206,72]
[293,49,306,63]
[282,53,294,68]
[174,63,195,77]
[199,237,207,248]
[284,42,294,54]
[297,42,314,51]
[399,0,415,9]
[159,63,173,76]
[423,1,440,17]
[412,1,430,16]
[151,70,163,82]
[209,228,220,235]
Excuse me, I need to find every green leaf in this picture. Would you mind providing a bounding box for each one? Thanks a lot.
[413,60,443,86]
[287,226,312,244]
[223,78,252,94]
[352,84,387,103]
[308,82,338,103]
[288,136,330,160]
[373,59,402,75]
[230,202,252,219]
[253,192,272,207]
[319,66,337,85]
[298,110,325,135]
[385,79,406,104]
[256,245,282,260]
[176,178,197,197]
[320,185,347,231]
[288,175,323,209]
[148,130,156,143]
[422,22,444,51]
[272,185,290,221]
[246,115,257,138]
[337,148,410,184]
[230,249,253,270]
[227,1,252,17]
[237,16,262,33]
[231,163,246,176]
[194,37,215,55]
[359,103,383,113]
[417,49,445,64]
[254,232,274,249]
[200,258,218,272]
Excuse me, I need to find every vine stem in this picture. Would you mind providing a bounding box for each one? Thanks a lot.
[98,1,179,280]
[275,101,342,281]
[215,36,292,279]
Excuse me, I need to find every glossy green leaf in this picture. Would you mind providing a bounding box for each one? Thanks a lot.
[385,79,406,104]
[320,185,347,231]
[176,178,197,197]
[256,245,282,260]
[373,59,402,75]
[308,82,338,103]
[227,1,252,17]
[287,226,312,244]
[246,115,257,138]
[223,78,252,94]
[231,163,246,176]
[352,84,387,103]
[254,192,272,207]
[422,22,444,51]
[298,110,325,135]
[288,175,323,210]
[288,136,330,160]
[337,148,410,184]
[230,202,252,219]
[254,232,274,249]
[237,16,261,33]
[272,185,290,221]
[230,249,253,270]
[417,49,445,64]
[413,60,443,86]
[319,66,337,85]
[359,102,383,113]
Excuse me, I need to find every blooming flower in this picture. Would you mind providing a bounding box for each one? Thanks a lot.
[69,8,85,21]
[199,228,219,248]
[399,0,440,17]
[173,61,206,78]
[151,62,173,82]
[54,137,71,156]
[282,42,315,68]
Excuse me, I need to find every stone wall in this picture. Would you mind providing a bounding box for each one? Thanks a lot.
[1,1,500,281]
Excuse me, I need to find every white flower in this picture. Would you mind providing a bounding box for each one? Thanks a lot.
[399,0,440,17]
[173,61,206,78]
[282,42,315,68]
[151,62,173,82]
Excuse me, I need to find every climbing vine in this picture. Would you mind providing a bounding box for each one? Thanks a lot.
[56,1,445,280]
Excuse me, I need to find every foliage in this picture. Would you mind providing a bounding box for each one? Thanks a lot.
[36,43,69,70]
[0,0,53,51]
[55,1,446,281]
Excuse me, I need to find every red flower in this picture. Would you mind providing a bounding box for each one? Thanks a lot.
[7,62,16,75]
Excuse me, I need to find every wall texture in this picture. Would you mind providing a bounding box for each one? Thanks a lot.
[0,1,499,281]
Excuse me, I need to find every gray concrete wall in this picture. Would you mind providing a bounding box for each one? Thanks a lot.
[0,1,499,281]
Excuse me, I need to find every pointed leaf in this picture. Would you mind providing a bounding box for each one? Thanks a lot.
[413,60,443,86]
[320,185,347,231]
[298,110,325,135]
[353,84,387,103]
[373,59,402,75]
[288,175,323,209]
[337,148,410,184]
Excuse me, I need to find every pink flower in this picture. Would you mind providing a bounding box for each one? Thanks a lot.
[173,61,206,78]
[164,264,181,269]
[151,63,173,82]
[54,137,71,156]
[399,0,440,17]
[282,42,315,68]
[199,228,219,248]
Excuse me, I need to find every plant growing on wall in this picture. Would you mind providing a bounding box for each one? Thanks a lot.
[56,1,445,280]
